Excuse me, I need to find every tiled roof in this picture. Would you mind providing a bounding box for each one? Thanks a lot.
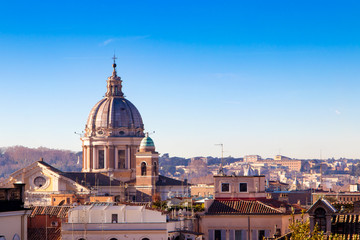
[258,199,303,213]
[156,175,190,186]
[37,161,63,174]
[38,161,123,188]
[60,172,122,187]
[332,214,360,235]
[206,200,283,215]
[29,206,72,218]
[269,180,289,186]
[333,214,360,224]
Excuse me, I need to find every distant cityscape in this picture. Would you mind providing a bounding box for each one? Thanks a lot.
[1,63,360,240]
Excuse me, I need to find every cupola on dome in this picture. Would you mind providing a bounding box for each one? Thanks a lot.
[85,58,144,138]
[140,133,155,147]
[139,133,155,152]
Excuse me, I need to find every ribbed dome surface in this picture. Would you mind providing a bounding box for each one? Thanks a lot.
[84,61,144,138]
[86,97,144,137]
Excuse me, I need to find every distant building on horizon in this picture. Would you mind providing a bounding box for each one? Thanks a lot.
[244,155,262,163]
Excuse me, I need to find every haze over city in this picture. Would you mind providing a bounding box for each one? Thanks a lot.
[1,1,360,159]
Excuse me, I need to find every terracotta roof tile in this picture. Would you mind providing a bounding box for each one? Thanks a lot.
[29,206,72,218]
[206,200,283,215]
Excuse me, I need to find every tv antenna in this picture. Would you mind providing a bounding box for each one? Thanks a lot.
[215,143,224,174]
[74,131,85,138]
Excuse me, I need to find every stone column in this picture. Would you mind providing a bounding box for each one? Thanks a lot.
[309,216,314,232]
[89,146,93,170]
[115,147,118,169]
[82,146,86,170]
[126,145,130,169]
[87,146,91,170]
[326,215,332,235]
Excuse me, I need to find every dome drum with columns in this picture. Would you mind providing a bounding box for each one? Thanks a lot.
[81,59,145,181]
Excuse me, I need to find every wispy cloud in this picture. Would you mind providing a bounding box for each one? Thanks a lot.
[335,109,341,115]
[102,38,115,46]
[100,35,151,46]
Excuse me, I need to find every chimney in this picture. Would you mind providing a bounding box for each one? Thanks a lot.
[13,182,25,204]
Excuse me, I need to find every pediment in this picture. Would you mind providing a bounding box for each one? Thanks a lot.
[307,198,337,215]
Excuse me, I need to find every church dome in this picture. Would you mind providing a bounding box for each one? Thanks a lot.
[85,60,144,138]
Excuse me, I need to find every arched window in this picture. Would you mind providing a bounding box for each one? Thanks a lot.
[109,238,118,240]
[153,162,157,175]
[141,162,147,176]
[13,234,20,240]
[142,238,150,240]
[314,207,327,232]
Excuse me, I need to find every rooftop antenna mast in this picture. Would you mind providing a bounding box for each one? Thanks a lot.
[320,149,323,189]
[74,131,85,138]
[215,143,224,175]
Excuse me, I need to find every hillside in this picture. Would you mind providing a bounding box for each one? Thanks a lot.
[0,146,82,181]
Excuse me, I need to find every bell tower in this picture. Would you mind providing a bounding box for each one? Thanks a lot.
[135,133,159,201]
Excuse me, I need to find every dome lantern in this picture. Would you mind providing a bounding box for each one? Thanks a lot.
[105,54,124,98]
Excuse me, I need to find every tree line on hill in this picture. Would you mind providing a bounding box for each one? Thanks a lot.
[0,147,243,183]
[0,146,82,181]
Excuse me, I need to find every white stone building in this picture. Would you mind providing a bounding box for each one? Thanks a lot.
[62,202,202,240]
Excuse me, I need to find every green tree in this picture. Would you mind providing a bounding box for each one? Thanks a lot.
[288,210,323,240]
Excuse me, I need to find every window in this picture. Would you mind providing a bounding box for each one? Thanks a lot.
[98,150,104,169]
[141,238,150,240]
[34,176,46,187]
[314,207,327,232]
[235,230,242,240]
[118,150,125,169]
[221,183,230,192]
[258,230,265,240]
[66,198,70,204]
[239,183,248,192]
[215,230,222,240]
[112,214,118,223]
[110,238,118,240]
[141,162,147,176]
[153,162,157,174]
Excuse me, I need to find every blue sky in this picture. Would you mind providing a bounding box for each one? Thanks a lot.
[1,1,360,159]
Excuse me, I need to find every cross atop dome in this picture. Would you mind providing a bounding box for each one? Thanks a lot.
[112,54,118,77]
